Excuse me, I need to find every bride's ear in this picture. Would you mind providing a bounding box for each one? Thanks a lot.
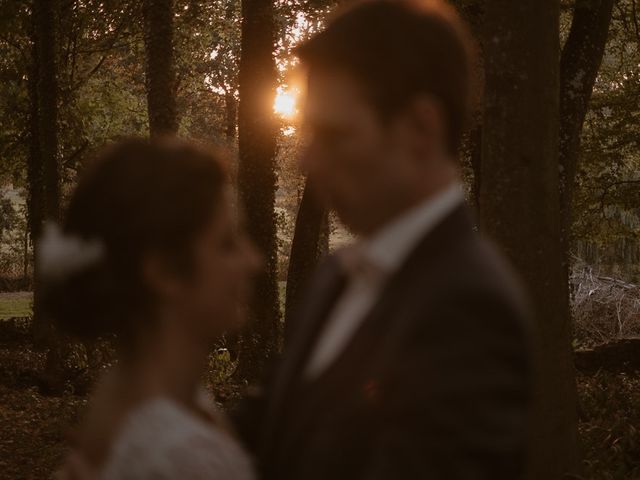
[141,251,185,301]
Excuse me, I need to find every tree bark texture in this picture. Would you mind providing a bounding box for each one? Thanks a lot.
[30,0,67,395]
[449,0,484,209]
[143,0,178,137]
[27,1,44,348]
[284,179,328,343]
[575,338,640,374]
[480,1,578,477]
[31,0,61,348]
[236,0,281,382]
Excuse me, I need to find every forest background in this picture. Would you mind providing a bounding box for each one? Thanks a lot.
[1,0,640,478]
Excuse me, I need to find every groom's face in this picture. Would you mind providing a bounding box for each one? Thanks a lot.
[301,69,429,235]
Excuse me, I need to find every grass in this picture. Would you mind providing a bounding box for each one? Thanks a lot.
[0,292,33,319]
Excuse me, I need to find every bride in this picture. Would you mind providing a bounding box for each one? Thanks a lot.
[43,138,260,479]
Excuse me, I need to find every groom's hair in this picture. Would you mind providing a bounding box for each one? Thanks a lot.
[297,0,475,154]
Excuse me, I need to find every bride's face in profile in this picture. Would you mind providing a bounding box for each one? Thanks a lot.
[150,195,262,341]
[191,198,262,338]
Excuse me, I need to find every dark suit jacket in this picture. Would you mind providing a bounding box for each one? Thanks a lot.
[241,205,534,480]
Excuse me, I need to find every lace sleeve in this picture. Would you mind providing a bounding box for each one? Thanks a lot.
[101,399,256,480]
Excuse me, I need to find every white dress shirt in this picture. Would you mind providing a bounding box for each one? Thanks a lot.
[304,182,465,379]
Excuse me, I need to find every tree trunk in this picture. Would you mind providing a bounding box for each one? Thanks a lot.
[225,90,238,142]
[27,3,43,335]
[559,0,615,251]
[30,0,65,395]
[449,0,484,209]
[23,226,29,281]
[575,338,640,374]
[31,0,61,343]
[480,1,578,478]
[236,0,280,382]
[143,0,178,137]
[284,179,328,342]
[468,125,482,208]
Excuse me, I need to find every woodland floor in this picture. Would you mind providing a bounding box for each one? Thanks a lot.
[0,306,639,478]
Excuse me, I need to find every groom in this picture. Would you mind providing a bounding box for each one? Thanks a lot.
[245,1,534,479]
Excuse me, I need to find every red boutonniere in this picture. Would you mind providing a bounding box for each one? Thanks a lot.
[364,379,381,402]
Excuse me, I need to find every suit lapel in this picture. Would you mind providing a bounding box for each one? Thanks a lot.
[302,205,476,389]
[261,255,347,453]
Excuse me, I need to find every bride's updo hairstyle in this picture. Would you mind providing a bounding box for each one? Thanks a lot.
[43,137,227,341]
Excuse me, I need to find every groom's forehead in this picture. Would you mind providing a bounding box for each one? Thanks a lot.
[305,72,374,125]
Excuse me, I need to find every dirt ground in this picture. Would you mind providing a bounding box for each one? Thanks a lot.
[0,317,638,479]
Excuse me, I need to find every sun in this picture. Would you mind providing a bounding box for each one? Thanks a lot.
[274,86,299,119]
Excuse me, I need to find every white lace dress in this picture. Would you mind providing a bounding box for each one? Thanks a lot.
[100,394,255,480]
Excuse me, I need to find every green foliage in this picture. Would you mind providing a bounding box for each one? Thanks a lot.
[0,0,338,274]
[572,0,640,271]
[0,1,30,187]
[203,348,238,387]
[174,0,242,143]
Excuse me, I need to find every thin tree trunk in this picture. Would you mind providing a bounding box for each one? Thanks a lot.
[236,0,280,382]
[225,90,238,142]
[284,179,328,342]
[559,0,615,251]
[31,0,61,345]
[31,0,65,395]
[27,3,44,346]
[480,1,578,477]
[449,0,484,209]
[143,0,178,137]
[23,226,29,281]
[469,125,482,208]
[465,2,484,212]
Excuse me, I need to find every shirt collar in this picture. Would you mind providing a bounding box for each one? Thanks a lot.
[361,182,465,274]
